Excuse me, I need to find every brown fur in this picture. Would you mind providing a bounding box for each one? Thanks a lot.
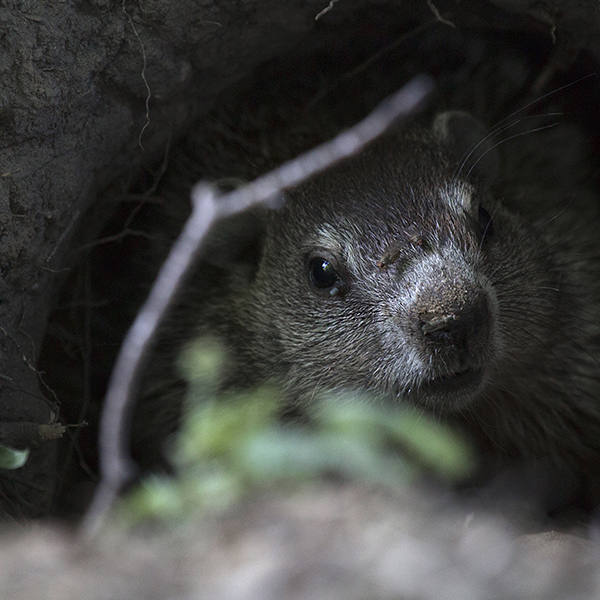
[132,102,600,512]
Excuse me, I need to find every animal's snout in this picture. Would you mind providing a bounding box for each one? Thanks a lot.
[419,312,458,334]
[412,275,492,380]
[418,291,491,349]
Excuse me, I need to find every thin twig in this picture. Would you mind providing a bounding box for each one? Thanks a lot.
[46,209,81,263]
[123,0,151,151]
[80,75,433,537]
[315,0,340,20]
[426,0,456,28]
[307,20,436,109]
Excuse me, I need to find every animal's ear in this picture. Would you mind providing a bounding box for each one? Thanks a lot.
[432,111,499,184]
[202,207,266,278]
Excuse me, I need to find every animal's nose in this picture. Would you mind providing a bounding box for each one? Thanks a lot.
[419,313,458,334]
[417,291,491,352]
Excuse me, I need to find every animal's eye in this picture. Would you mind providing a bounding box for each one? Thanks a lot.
[478,204,494,239]
[308,256,345,296]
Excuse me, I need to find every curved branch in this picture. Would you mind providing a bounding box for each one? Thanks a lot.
[81,75,433,536]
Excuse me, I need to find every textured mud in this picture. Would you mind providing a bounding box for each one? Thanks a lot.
[2,484,600,600]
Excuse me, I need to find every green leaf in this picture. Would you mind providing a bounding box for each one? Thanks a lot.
[173,387,279,467]
[236,428,412,488]
[387,412,476,480]
[0,444,30,470]
[178,337,226,385]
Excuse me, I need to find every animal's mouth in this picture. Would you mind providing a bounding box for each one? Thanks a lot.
[417,367,485,407]
[428,366,482,390]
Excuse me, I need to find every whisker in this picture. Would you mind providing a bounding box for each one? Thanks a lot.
[466,122,560,181]
[495,72,597,128]
[454,113,561,181]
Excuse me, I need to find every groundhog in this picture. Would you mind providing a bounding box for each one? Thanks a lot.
[131,102,600,509]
